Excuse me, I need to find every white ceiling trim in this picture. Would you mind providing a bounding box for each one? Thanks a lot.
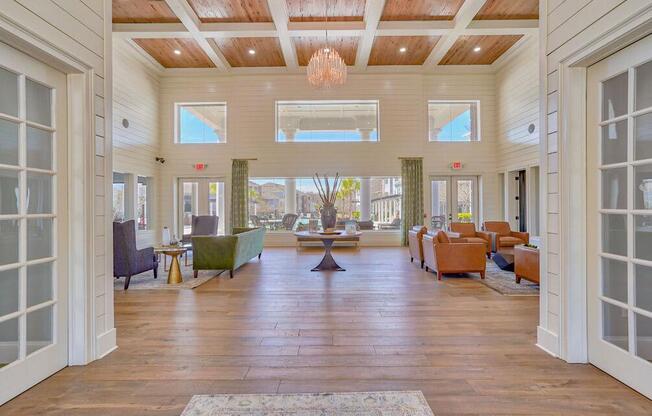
[423,0,490,67]
[164,0,230,70]
[267,0,298,69]
[354,0,386,70]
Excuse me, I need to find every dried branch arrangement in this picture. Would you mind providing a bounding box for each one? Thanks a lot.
[313,173,341,206]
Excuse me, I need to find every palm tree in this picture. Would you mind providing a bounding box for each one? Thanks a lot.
[336,178,361,218]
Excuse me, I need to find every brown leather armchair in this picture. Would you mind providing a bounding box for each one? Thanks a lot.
[408,225,428,268]
[449,222,491,258]
[483,221,529,253]
[422,231,486,281]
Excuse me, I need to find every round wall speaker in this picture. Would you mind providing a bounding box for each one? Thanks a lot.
[122,118,130,128]
[528,123,535,134]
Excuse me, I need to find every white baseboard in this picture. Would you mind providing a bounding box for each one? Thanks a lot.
[96,328,117,360]
[537,325,559,357]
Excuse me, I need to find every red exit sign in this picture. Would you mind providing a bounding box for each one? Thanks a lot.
[194,163,207,171]
[450,161,463,170]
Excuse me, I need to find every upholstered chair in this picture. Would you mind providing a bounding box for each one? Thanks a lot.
[422,231,486,281]
[113,220,158,290]
[449,222,491,258]
[281,213,299,230]
[483,221,529,253]
[408,225,428,268]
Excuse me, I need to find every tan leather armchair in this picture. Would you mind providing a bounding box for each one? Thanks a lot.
[483,221,529,253]
[422,231,487,281]
[449,222,491,258]
[408,225,428,268]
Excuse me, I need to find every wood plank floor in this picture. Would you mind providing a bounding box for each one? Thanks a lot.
[2,247,651,415]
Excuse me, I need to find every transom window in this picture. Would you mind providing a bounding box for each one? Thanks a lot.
[428,100,480,142]
[276,100,379,142]
[175,103,226,144]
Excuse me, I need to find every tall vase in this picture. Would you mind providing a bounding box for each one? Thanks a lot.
[320,204,338,230]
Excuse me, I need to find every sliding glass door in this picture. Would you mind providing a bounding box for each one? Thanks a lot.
[178,178,225,238]
[430,176,479,229]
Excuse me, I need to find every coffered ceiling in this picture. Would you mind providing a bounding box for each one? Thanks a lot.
[113,0,539,72]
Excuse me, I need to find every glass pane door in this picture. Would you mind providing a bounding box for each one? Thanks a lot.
[454,177,477,224]
[178,178,225,238]
[587,34,652,399]
[430,179,449,230]
[430,176,479,229]
[180,180,198,238]
[0,42,68,405]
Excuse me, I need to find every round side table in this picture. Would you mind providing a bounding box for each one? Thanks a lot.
[154,247,188,284]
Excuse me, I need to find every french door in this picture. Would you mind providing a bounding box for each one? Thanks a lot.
[587,34,652,398]
[430,176,479,227]
[178,177,225,238]
[0,42,68,403]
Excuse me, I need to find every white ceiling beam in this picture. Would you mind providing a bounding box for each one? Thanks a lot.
[465,19,538,35]
[423,0,489,67]
[267,0,298,69]
[200,22,277,38]
[113,19,537,40]
[355,0,386,70]
[376,20,453,36]
[113,23,192,38]
[164,0,230,70]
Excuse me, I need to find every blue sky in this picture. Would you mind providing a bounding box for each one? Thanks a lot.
[437,110,472,141]
[179,107,221,143]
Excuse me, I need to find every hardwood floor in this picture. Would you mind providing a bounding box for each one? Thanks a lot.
[2,247,651,415]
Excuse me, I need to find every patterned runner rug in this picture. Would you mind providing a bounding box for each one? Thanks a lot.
[182,391,435,416]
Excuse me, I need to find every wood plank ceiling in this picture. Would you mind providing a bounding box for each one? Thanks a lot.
[113,0,180,23]
[286,0,366,22]
[369,36,441,65]
[188,0,273,22]
[133,38,215,68]
[474,0,539,20]
[380,0,465,21]
[214,37,286,66]
[113,0,539,69]
[293,37,358,66]
[439,35,523,65]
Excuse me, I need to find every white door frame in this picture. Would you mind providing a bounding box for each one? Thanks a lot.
[548,11,652,363]
[0,9,112,369]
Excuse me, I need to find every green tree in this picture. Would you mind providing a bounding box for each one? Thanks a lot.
[336,178,361,219]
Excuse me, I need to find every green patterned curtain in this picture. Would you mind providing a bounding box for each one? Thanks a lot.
[230,159,249,232]
[401,158,424,246]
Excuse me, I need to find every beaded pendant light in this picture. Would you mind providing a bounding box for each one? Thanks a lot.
[306,0,347,88]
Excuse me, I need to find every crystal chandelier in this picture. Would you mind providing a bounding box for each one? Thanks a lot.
[307,0,347,88]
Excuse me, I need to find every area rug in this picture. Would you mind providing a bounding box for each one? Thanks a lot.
[474,259,539,296]
[181,391,434,416]
[113,256,222,291]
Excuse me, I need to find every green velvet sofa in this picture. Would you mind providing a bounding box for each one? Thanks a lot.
[192,227,265,278]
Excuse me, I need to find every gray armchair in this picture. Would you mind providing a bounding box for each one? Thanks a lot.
[113,220,158,290]
[182,215,219,265]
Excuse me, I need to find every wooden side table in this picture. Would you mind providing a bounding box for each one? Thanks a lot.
[514,245,540,284]
[154,247,187,284]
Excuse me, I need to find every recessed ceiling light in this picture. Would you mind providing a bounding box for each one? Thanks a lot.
[399,47,407,53]
[248,49,256,55]
[173,49,181,55]
[473,46,482,52]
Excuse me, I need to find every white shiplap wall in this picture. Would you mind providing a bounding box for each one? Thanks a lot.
[0,1,114,359]
[113,39,162,248]
[495,38,540,172]
[156,72,501,244]
[541,0,652,357]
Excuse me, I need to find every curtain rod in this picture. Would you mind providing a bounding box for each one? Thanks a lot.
[231,158,258,161]
[398,157,423,160]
